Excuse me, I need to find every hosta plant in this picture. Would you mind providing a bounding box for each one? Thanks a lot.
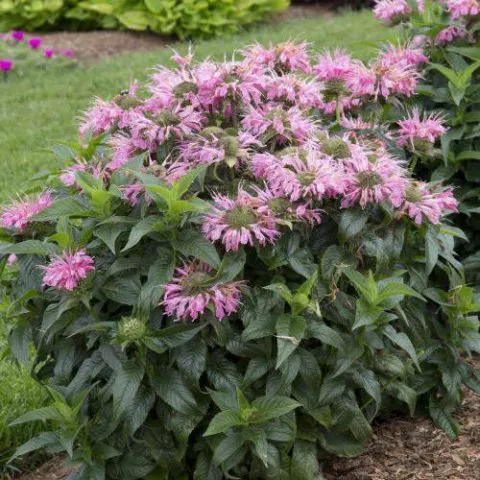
[1,43,479,480]
[372,0,480,283]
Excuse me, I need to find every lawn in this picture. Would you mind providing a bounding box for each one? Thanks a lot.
[0,9,393,201]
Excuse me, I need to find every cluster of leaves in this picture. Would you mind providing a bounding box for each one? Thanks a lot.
[386,0,480,284]
[1,43,479,479]
[0,0,289,39]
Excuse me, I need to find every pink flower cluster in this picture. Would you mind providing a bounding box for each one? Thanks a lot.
[29,42,454,318]
[163,261,244,321]
[0,31,75,75]
[42,249,95,291]
[0,191,53,232]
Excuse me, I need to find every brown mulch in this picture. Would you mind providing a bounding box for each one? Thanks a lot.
[15,458,72,480]
[323,357,480,480]
[35,5,332,61]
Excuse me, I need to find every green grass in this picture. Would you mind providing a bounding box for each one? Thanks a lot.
[0,10,393,201]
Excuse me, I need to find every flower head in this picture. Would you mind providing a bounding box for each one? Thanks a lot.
[11,31,25,42]
[202,188,280,251]
[341,151,407,209]
[28,37,42,49]
[447,0,480,19]
[163,260,244,321]
[42,250,95,291]
[44,48,54,59]
[60,48,75,59]
[374,0,411,24]
[397,109,446,151]
[402,182,458,224]
[1,191,53,232]
[0,59,13,73]
[435,26,467,44]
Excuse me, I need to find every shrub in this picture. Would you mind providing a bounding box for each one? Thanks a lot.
[0,30,76,78]
[1,42,479,479]
[372,0,480,283]
[0,0,290,39]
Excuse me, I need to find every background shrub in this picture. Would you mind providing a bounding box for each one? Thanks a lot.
[1,42,478,479]
[0,0,290,38]
[372,0,480,285]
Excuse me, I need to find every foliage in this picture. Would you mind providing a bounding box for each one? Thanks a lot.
[0,31,76,79]
[1,42,478,480]
[0,0,289,39]
[371,0,480,284]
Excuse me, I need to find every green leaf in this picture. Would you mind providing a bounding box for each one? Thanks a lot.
[352,299,383,330]
[429,398,459,439]
[308,322,345,349]
[122,216,162,251]
[9,432,59,461]
[383,325,420,370]
[291,440,320,480]
[250,396,301,424]
[212,431,245,465]
[339,208,368,239]
[204,410,246,436]
[0,240,60,256]
[389,382,417,416]
[214,249,246,283]
[321,245,343,280]
[352,368,381,407]
[151,368,199,416]
[425,227,439,276]
[32,197,94,221]
[112,359,145,422]
[264,283,293,305]
[376,282,425,304]
[95,223,128,254]
[343,269,377,304]
[174,229,220,267]
[10,406,61,426]
[276,314,306,368]
[102,274,141,305]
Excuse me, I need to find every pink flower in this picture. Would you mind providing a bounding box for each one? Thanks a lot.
[28,37,42,49]
[60,48,75,59]
[43,48,54,59]
[80,98,124,137]
[1,191,53,232]
[163,260,244,321]
[447,0,480,19]
[341,151,407,209]
[106,134,139,171]
[340,116,373,131]
[7,254,17,266]
[374,0,411,23]
[121,183,151,206]
[242,42,311,73]
[128,106,205,149]
[402,182,458,224]
[251,149,343,201]
[378,44,428,68]
[166,130,261,181]
[0,59,13,73]
[59,164,88,187]
[265,73,322,108]
[242,105,316,145]
[11,31,25,42]
[42,250,95,291]
[202,188,280,251]
[435,26,467,44]
[397,109,446,150]
[313,50,356,82]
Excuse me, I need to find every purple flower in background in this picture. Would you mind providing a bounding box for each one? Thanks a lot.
[28,37,42,49]
[0,59,13,73]
[44,48,54,59]
[60,48,75,59]
[11,31,25,42]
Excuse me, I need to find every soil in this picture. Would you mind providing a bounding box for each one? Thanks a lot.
[35,5,332,62]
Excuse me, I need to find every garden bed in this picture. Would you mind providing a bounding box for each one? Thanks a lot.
[16,359,480,480]
[35,4,331,61]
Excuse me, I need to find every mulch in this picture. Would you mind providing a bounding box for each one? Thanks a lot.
[35,5,332,62]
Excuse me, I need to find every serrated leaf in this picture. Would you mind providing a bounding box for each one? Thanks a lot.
[250,396,301,424]
[276,314,306,368]
[384,325,420,370]
[204,410,246,436]
[174,229,220,267]
[112,359,144,422]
